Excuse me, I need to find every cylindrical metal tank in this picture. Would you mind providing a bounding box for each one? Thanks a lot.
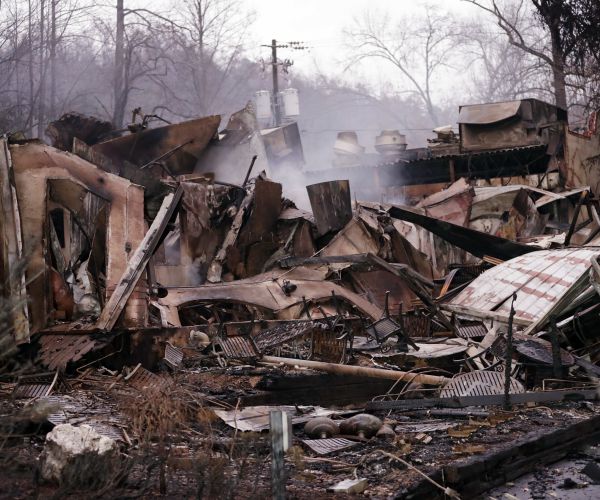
[334,131,365,156]
[375,130,407,155]
[255,90,272,120]
[280,88,300,118]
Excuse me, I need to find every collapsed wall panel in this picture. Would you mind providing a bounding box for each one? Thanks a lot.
[0,138,29,343]
[9,141,146,332]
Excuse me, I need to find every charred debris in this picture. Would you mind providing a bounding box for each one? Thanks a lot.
[3,99,600,498]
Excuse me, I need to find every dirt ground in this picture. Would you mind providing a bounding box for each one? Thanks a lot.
[2,366,600,499]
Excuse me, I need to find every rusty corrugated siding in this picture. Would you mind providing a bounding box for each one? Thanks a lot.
[450,248,599,321]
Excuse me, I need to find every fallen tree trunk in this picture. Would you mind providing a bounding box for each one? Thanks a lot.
[260,356,450,386]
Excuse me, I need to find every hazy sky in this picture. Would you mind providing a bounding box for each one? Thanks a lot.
[244,0,481,89]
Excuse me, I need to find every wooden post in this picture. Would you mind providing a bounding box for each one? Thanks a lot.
[504,293,517,411]
[449,158,456,182]
[550,317,562,379]
[270,410,291,500]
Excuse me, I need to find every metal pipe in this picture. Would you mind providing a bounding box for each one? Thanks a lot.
[260,355,450,386]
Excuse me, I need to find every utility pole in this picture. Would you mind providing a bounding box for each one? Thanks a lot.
[270,39,281,127]
[261,40,308,127]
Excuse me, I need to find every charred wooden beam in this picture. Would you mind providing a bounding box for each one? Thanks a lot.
[96,186,183,331]
[366,388,599,411]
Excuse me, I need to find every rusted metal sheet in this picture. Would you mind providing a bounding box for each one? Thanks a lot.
[218,335,260,359]
[207,183,256,282]
[41,394,128,442]
[458,100,522,125]
[459,99,564,152]
[37,334,112,370]
[260,121,305,168]
[417,178,473,227]
[254,320,315,350]
[92,115,221,175]
[563,121,600,197]
[292,219,316,258]
[10,141,146,332]
[320,219,380,263]
[403,314,431,337]
[450,248,599,323]
[456,323,488,339]
[46,112,114,151]
[194,104,270,184]
[471,185,523,222]
[301,438,358,455]
[239,180,282,246]
[311,328,347,363]
[214,405,346,432]
[279,207,314,223]
[73,137,165,201]
[124,364,172,391]
[159,272,383,321]
[389,224,434,280]
[12,371,70,399]
[306,180,353,236]
[440,371,524,397]
[164,342,184,369]
[514,336,574,366]
[350,270,415,313]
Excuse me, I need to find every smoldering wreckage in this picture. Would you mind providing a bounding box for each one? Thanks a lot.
[4,99,600,499]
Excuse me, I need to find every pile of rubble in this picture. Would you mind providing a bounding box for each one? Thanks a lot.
[2,101,600,498]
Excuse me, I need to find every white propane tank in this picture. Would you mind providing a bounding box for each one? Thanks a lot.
[280,88,300,118]
[255,90,272,120]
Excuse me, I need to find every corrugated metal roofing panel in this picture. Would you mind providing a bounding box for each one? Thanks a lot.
[458,100,521,124]
[450,248,599,321]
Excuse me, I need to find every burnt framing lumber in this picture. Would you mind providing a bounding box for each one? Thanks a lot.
[366,388,599,411]
[96,185,183,331]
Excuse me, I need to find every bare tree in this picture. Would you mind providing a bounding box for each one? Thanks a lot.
[0,0,92,135]
[95,1,182,127]
[464,0,574,111]
[346,5,459,126]
[458,11,552,103]
[156,0,255,118]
